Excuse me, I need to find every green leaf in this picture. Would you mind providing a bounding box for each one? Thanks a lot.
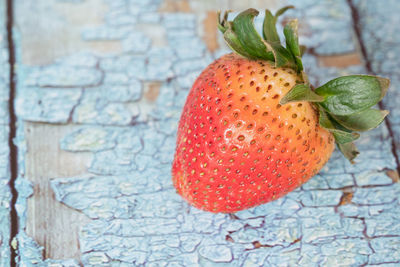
[263,10,280,43]
[294,57,303,72]
[329,129,360,144]
[280,84,324,104]
[315,75,386,116]
[223,27,254,59]
[283,19,303,72]
[217,10,230,33]
[377,77,390,100]
[329,114,352,132]
[338,142,360,163]
[318,107,334,129]
[275,5,295,17]
[263,6,294,43]
[301,71,309,84]
[284,20,300,56]
[333,109,389,132]
[265,41,296,68]
[232,9,274,60]
[319,107,360,162]
[217,6,302,72]
[318,108,360,144]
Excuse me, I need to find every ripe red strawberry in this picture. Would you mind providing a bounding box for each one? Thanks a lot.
[172,7,389,213]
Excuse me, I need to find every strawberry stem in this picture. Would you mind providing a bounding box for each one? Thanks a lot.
[218,7,301,72]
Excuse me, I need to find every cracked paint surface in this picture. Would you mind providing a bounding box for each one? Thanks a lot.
[353,0,400,164]
[0,0,11,265]
[12,0,400,266]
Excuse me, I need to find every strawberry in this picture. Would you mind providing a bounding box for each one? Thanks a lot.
[172,7,389,213]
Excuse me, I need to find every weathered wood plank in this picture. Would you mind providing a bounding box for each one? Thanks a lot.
[25,122,91,260]
[12,0,400,266]
[318,53,362,68]
[0,0,11,265]
[353,0,400,169]
[14,0,120,66]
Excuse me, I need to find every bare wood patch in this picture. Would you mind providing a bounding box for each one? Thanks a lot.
[144,82,162,103]
[339,188,354,206]
[15,0,120,65]
[87,41,123,54]
[25,122,92,260]
[229,0,278,10]
[188,0,278,12]
[136,24,167,47]
[318,52,362,68]
[158,0,191,13]
[386,169,400,183]
[203,11,219,52]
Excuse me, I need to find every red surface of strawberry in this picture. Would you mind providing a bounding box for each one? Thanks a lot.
[172,7,389,213]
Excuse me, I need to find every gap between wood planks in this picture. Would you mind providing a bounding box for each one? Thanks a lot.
[4,0,400,265]
[6,0,18,266]
[347,0,400,175]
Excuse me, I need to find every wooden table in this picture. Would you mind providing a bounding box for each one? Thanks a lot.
[0,0,399,266]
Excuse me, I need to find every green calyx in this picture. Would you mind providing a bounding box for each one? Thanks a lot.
[218,6,302,72]
[218,7,390,163]
[281,75,390,163]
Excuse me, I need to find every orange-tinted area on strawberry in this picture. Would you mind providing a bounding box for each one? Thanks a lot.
[172,7,389,213]
[172,54,335,213]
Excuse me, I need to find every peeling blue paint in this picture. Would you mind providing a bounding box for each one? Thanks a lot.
[12,0,400,266]
[369,237,400,264]
[0,0,11,264]
[16,87,82,123]
[81,26,132,41]
[61,127,118,152]
[354,0,400,166]
[24,65,102,88]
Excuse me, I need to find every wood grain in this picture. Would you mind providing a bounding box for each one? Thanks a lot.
[188,0,278,12]
[159,0,191,12]
[15,0,120,65]
[16,0,372,263]
[25,122,92,260]
[318,52,362,68]
[203,11,219,52]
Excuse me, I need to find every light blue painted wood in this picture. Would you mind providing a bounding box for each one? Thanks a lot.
[13,0,400,266]
[0,0,11,266]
